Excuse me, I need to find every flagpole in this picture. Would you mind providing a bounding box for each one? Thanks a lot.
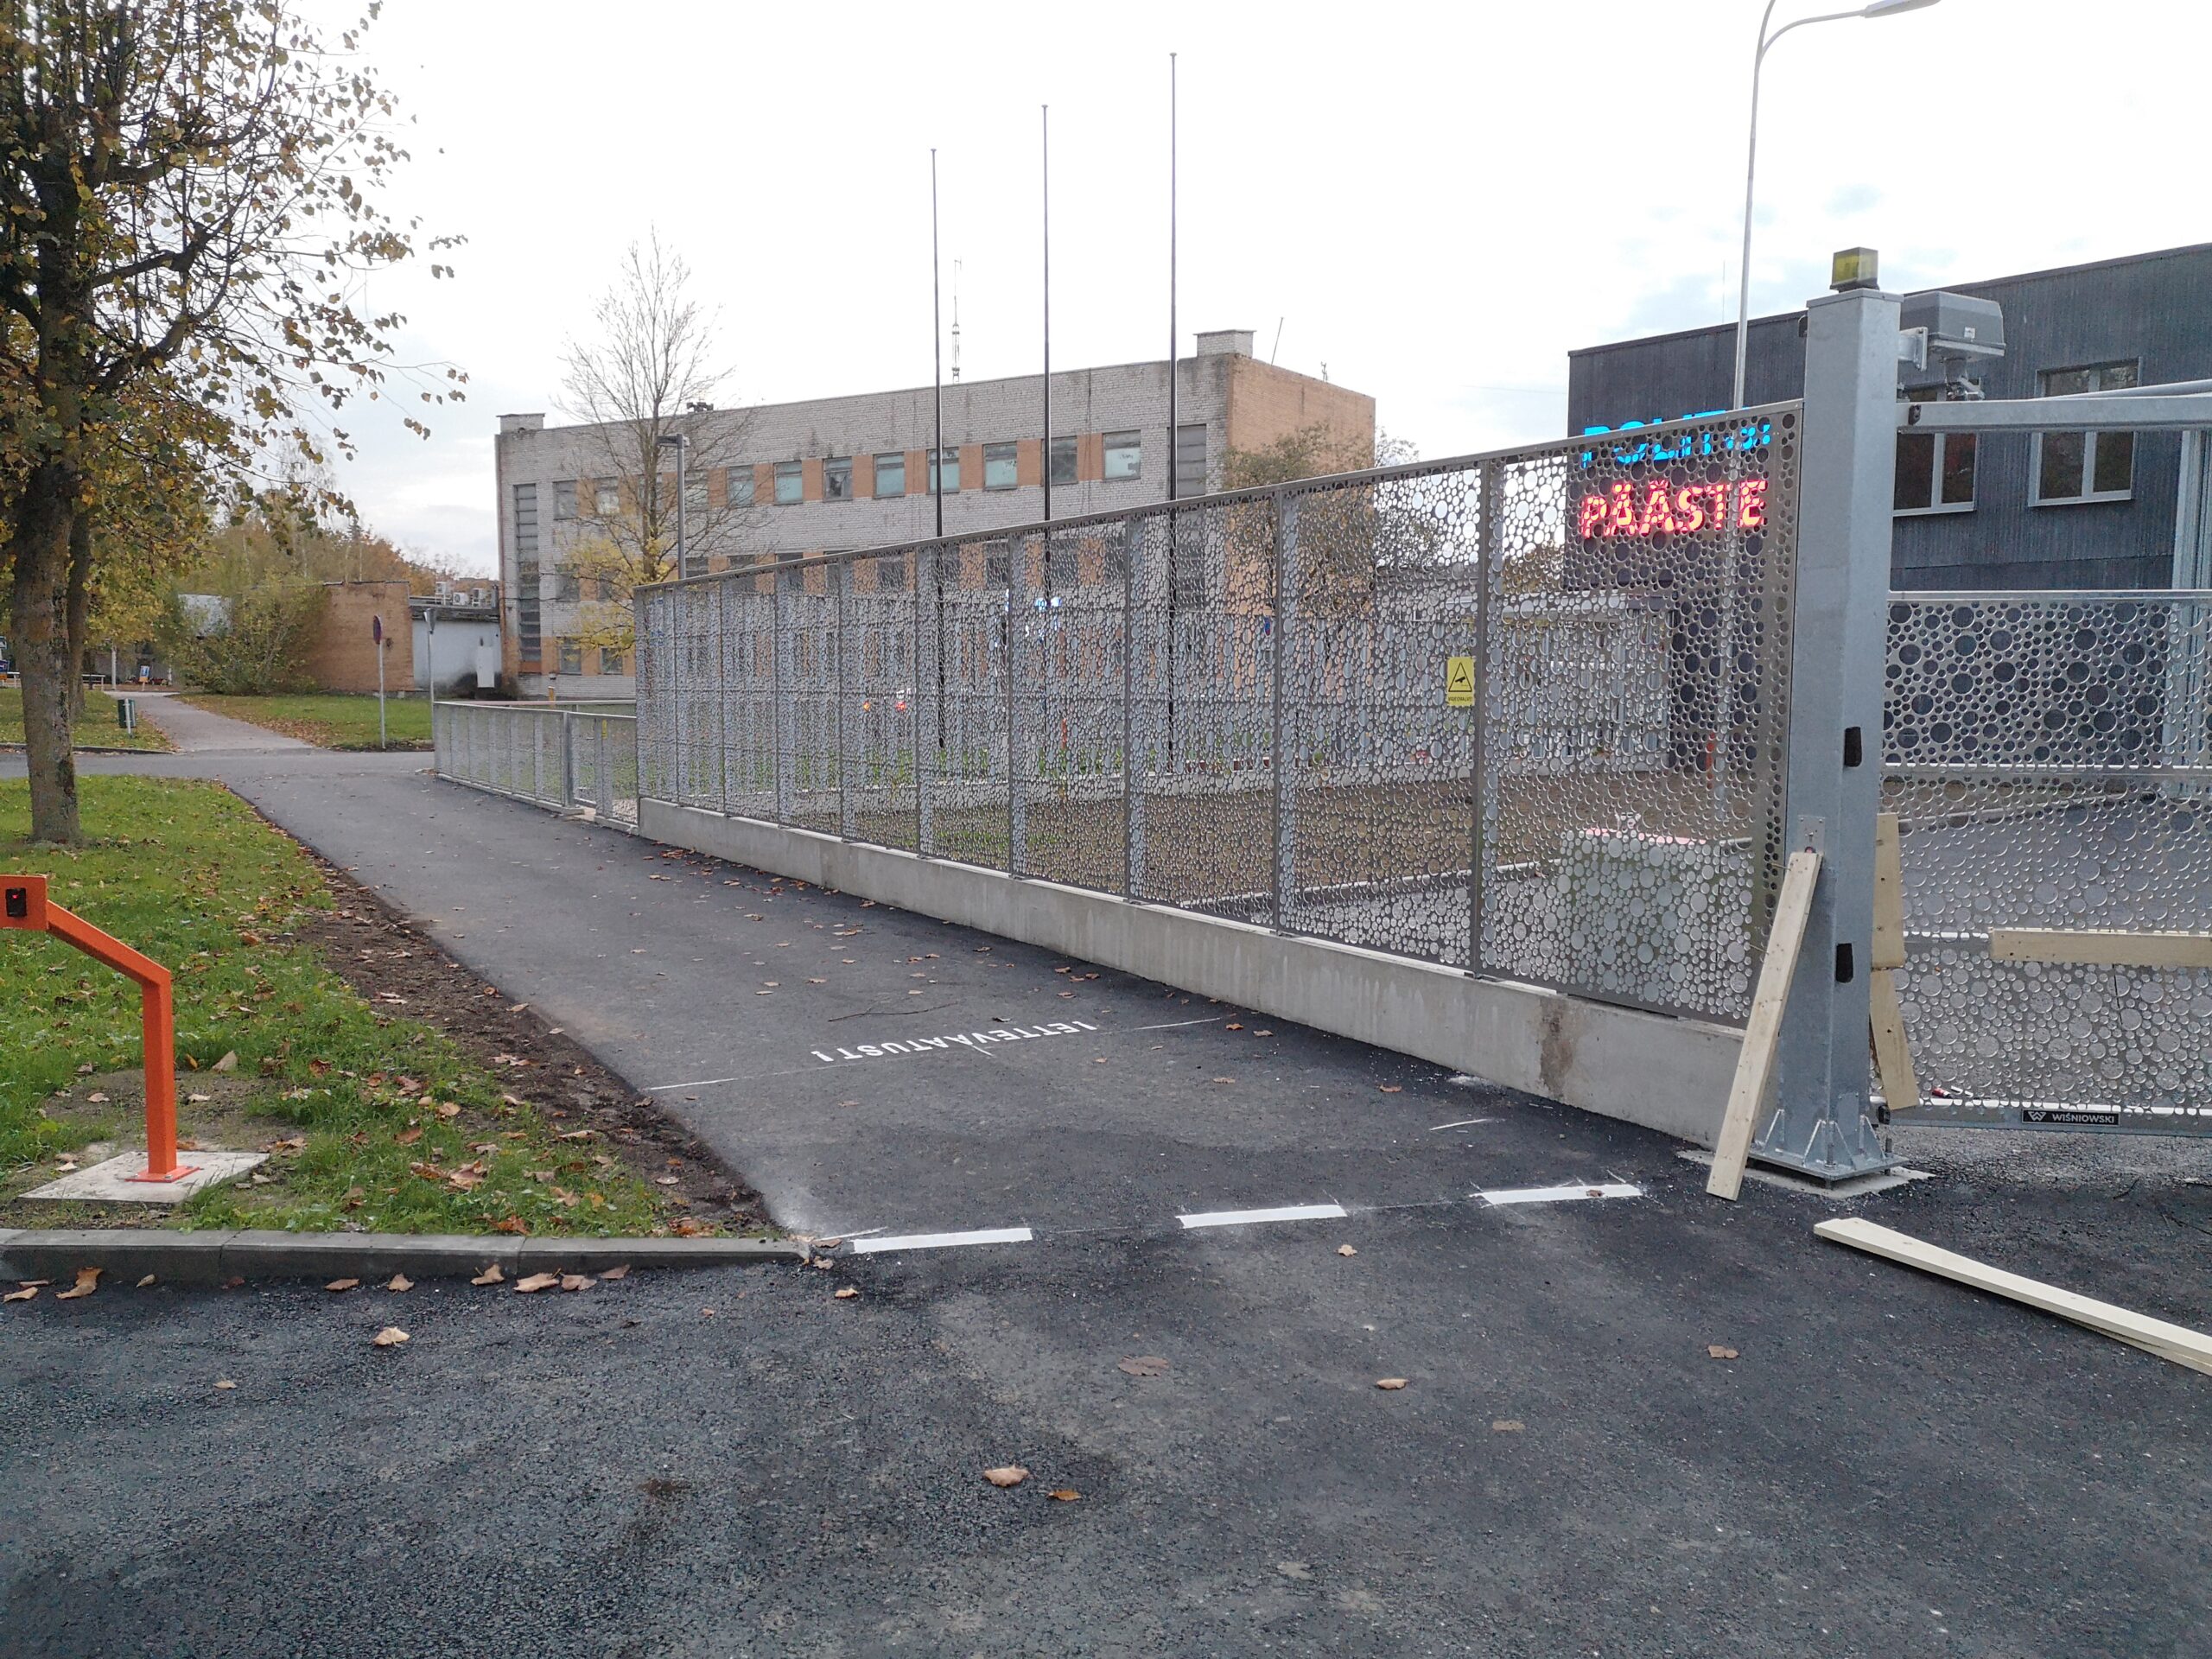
[1041,104,1052,527]
[931,147,944,541]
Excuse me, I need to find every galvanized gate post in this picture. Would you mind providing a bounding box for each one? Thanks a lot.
[915,547,934,853]
[836,558,854,838]
[1469,459,1498,976]
[1271,492,1297,932]
[1007,534,1028,878]
[1753,274,1900,1182]
[1122,519,1143,901]
[715,577,730,815]
[773,569,794,824]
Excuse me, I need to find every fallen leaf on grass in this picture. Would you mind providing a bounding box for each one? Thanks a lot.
[471,1264,505,1286]
[264,1135,307,1153]
[1707,1344,1739,1361]
[54,1268,101,1301]
[561,1274,596,1293]
[491,1216,530,1236]
[393,1126,423,1146]
[512,1273,561,1294]
[1117,1356,1171,1378]
[834,1287,860,1300]
[3,1286,38,1304]
[385,1274,413,1294]
[210,1052,238,1073]
[446,1165,486,1192]
[1375,1377,1408,1391]
[982,1465,1029,1488]
[1047,1489,1081,1502]
[1337,1244,1358,1257]
[435,1102,461,1119]
[1491,1419,1525,1433]
[372,1326,409,1348]
[326,1278,360,1293]
[408,1160,444,1182]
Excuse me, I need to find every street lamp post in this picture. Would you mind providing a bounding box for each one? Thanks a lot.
[1731,0,1940,410]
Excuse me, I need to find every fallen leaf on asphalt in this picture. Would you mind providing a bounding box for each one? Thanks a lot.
[2,1286,37,1304]
[1375,1377,1408,1390]
[1492,1419,1525,1433]
[1337,1244,1358,1257]
[471,1264,505,1286]
[982,1465,1030,1488]
[834,1287,861,1300]
[1379,1085,1402,1094]
[385,1274,413,1294]
[513,1272,561,1294]
[1225,1021,1243,1030]
[1211,1077,1236,1085]
[223,1276,245,1289]
[561,1274,595,1293]
[214,1380,236,1390]
[598,1265,630,1281]
[1255,1030,1273,1037]
[1117,1356,1171,1378]
[326,1278,360,1293]
[1047,1489,1081,1502]
[372,1326,410,1348]
[1707,1344,1739,1361]
[136,1274,156,1287]
[55,1268,102,1301]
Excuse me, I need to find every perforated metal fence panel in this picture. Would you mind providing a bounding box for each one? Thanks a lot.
[632,407,1802,1025]
[434,701,640,829]
[1882,591,2212,1132]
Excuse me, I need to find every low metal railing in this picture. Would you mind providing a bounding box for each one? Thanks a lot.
[432,701,640,830]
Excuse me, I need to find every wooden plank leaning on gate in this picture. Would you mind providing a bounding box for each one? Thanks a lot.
[1815,1217,2212,1376]
[1867,811,1919,1113]
[1707,847,1822,1201]
[1990,929,2212,969]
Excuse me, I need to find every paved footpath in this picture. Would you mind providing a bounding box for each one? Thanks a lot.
[3,743,2208,1656]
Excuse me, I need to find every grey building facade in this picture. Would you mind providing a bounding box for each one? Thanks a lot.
[1567,243,2212,591]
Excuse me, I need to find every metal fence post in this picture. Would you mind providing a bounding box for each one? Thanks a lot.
[1271,492,1296,932]
[836,559,854,838]
[1754,276,1900,1182]
[1007,534,1028,877]
[597,718,613,819]
[772,569,792,824]
[915,547,933,853]
[1122,519,1143,900]
[560,709,575,810]
[715,577,730,815]
[1469,460,1498,976]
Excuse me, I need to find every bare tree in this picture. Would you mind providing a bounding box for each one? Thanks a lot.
[556,232,756,659]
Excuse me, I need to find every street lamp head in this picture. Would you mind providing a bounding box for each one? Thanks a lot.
[1862,0,1939,16]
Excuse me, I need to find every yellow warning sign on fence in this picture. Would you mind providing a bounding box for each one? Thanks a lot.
[1445,655,1476,708]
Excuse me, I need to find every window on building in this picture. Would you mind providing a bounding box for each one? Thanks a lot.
[774,461,804,505]
[2036,361,2139,505]
[1895,389,1976,515]
[1103,430,1141,480]
[874,452,906,497]
[1174,423,1209,497]
[594,480,620,516]
[557,639,583,675]
[823,457,853,502]
[552,569,581,603]
[929,448,960,493]
[983,538,1011,589]
[728,467,755,508]
[983,441,1019,491]
[552,480,577,520]
[1049,435,1078,487]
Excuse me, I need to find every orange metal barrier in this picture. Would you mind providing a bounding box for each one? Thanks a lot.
[3,874,194,1182]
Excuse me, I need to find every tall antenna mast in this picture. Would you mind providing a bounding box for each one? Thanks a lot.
[1041,104,1052,527]
[931,149,943,540]
[1166,52,1179,505]
[950,259,963,383]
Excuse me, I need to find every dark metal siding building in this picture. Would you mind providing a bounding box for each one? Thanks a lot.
[1567,243,2212,590]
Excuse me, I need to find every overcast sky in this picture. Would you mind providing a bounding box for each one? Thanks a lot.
[314,0,2212,576]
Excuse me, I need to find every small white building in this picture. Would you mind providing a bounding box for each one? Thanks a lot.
[410,584,502,696]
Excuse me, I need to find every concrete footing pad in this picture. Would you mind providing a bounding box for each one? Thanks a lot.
[22,1147,267,1204]
[1675,1148,1936,1198]
[0,1227,807,1286]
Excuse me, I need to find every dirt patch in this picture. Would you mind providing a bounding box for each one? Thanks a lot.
[284,856,767,1232]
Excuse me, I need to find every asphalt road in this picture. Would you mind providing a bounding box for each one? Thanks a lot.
[3,743,2209,1656]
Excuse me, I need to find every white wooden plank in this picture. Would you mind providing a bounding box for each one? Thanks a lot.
[1868,969,1918,1110]
[1872,811,1905,970]
[1707,848,1821,1202]
[1989,928,2212,969]
[1815,1217,2212,1375]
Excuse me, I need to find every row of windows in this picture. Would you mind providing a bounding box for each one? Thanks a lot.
[553,640,628,677]
[1893,359,2139,516]
[550,427,1205,518]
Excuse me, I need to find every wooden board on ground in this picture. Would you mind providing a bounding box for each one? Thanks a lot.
[1871,811,1905,971]
[1988,928,2212,969]
[1868,969,1918,1111]
[1815,1217,2212,1376]
[1707,847,1821,1202]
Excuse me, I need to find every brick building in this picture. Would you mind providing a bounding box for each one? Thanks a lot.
[493,330,1374,696]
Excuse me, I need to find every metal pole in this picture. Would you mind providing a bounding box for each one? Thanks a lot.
[914,548,932,852]
[376,631,387,751]
[715,575,729,814]
[1042,105,1052,528]
[1270,493,1296,933]
[1007,535,1028,877]
[676,436,688,577]
[1122,520,1141,899]
[835,559,853,837]
[1470,460,1498,976]
[1753,270,1901,1182]
[1166,54,1178,504]
[1731,2,1779,411]
[932,149,944,542]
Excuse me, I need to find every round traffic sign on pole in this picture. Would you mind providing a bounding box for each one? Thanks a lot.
[372,614,384,645]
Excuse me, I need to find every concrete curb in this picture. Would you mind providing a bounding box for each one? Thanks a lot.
[0,1227,807,1286]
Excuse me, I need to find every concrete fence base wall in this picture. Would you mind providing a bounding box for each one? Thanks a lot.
[639,798,1741,1148]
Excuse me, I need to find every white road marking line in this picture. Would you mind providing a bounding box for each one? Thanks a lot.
[1132,1016,1225,1033]
[645,1073,747,1091]
[1177,1202,1349,1230]
[849,1225,1034,1255]
[1427,1117,1495,1132]
[1478,1182,1643,1206]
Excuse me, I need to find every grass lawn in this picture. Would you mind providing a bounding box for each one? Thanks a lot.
[0,685,171,753]
[0,776,682,1235]
[181,691,433,750]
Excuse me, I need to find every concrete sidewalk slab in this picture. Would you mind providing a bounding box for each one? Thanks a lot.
[22,1147,265,1204]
